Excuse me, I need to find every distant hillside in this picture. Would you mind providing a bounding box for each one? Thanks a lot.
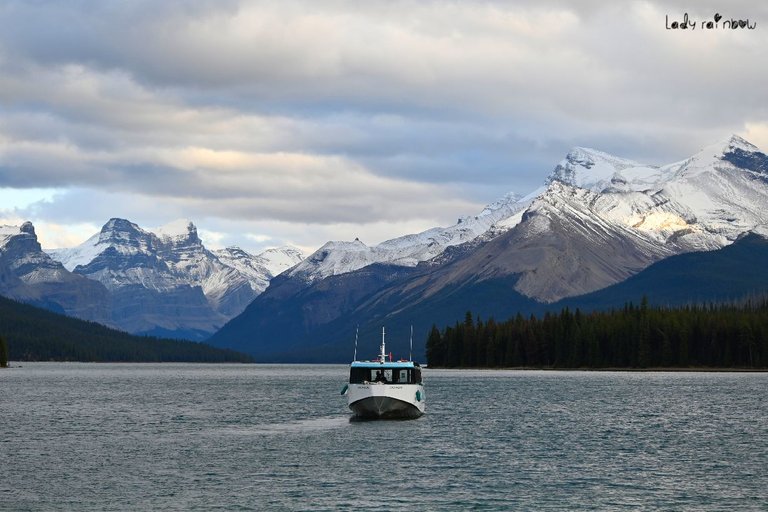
[555,233,768,311]
[210,137,768,362]
[0,296,253,363]
[210,232,768,363]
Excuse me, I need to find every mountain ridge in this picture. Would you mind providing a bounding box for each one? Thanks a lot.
[4,135,768,357]
[209,135,768,361]
[3,218,304,339]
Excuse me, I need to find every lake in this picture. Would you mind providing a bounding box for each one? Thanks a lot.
[1,364,766,510]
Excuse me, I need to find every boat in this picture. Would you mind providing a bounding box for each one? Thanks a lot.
[341,327,425,419]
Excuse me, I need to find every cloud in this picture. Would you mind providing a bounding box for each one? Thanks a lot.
[14,188,469,253]
[1,0,767,250]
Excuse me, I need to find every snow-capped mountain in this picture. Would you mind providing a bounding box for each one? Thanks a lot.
[213,246,304,294]
[45,218,305,338]
[547,135,768,253]
[210,135,768,361]
[2,222,73,284]
[288,191,529,283]
[0,222,111,322]
[467,134,768,301]
[6,134,767,357]
[50,218,303,298]
[287,135,768,289]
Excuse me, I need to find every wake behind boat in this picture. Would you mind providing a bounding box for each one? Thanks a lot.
[342,327,425,419]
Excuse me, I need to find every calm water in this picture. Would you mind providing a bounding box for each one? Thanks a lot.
[1,364,767,511]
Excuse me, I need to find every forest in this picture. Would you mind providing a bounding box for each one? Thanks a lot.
[426,298,768,369]
[0,296,253,363]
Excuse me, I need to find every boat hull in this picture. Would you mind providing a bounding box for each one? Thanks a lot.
[347,383,425,419]
[349,396,422,419]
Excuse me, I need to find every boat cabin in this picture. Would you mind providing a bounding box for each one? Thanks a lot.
[349,361,423,385]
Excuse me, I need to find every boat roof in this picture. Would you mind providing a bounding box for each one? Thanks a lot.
[351,361,420,369]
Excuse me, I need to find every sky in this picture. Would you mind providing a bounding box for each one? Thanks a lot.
[1,0,767,254]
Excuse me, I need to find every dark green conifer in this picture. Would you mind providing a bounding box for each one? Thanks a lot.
[0,334,8,368]
[426,297,768,369]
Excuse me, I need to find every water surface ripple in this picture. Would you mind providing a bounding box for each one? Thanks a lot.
[1,364,766,510]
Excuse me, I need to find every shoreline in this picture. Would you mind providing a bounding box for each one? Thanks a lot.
[5,361,767,372]
[425,366,768,373]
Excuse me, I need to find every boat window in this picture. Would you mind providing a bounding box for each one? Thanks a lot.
[349,368,393,383]
[349,367,368,384]
[349,367,422,384]
[372,369,393,383]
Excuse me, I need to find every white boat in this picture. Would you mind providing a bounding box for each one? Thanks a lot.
[342,327,425,419]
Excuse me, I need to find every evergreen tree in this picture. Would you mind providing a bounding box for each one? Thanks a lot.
[426,298,768,369]
[0,334,8,368]
[425,324,444,367]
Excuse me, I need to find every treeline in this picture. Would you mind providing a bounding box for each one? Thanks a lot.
[0,296,253,363]
[426,298,768,368]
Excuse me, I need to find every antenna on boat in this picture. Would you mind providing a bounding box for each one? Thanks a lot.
[353,325,359,361]
[409,325,413,361]
[380,327,386,363]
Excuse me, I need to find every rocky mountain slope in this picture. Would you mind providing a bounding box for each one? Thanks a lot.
[210,135,768,360]
[214,245,305,294]
[0,222,111,322]
[0,219,306,340]
[287,191,529,283]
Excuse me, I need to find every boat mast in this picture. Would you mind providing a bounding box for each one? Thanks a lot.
[409,325,413,361]
[380,327,386,362]
[353,325,359,362]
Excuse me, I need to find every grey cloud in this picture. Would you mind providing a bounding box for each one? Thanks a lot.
[5,1,766,131]
[21,185,481,244]
[1,0,767,245]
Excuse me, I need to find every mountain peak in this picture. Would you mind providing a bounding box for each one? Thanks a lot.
[97,218,145,245]
[689,134,759,161]
[723,134,759,153]
[677,135,765,177]
[20,221,35,235]
[322,239,368,250]
[102,218,141,233]
[548,146,646,191]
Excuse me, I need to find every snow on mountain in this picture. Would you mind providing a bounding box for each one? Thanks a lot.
[470,133,768,302]
[1,221,72,284]
[0,221,112,323]
[50,219,222,293]
[563,135,768,253]
[47,233,102,272]
[285,134,768,301]
[213,245,304,294]
[40,218,289,336]
[258,247,305,276]
[47,218,305,310]
[40,218,309,337]
[547,147,650,192]
[288,191,531,283]
[22,134,768,342]
[0,224,24,238]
